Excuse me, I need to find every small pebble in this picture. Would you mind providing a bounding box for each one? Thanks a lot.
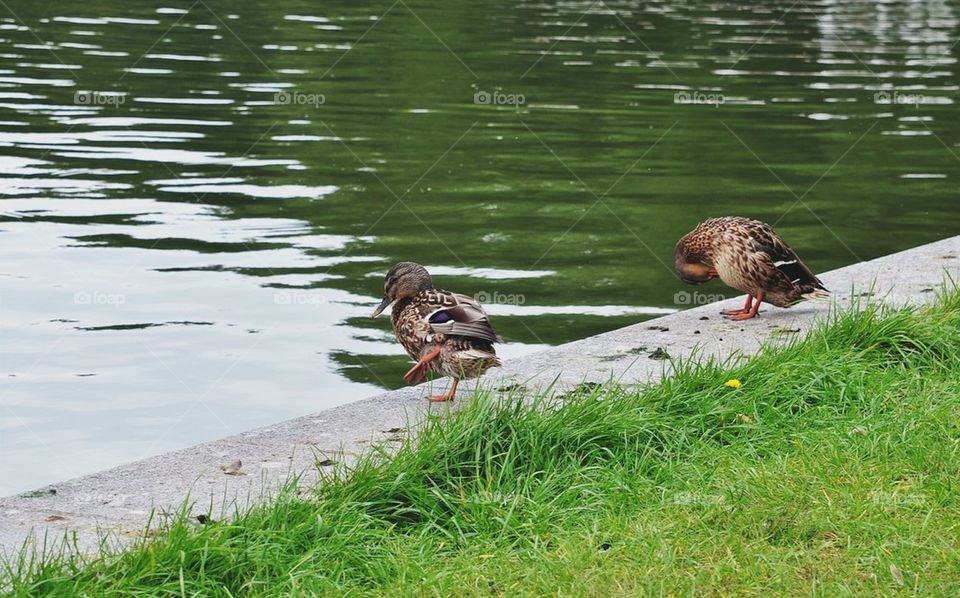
[219,460,243,475]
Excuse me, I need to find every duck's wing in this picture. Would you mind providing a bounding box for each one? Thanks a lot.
[748,223,826,290]
[416,290,500,344]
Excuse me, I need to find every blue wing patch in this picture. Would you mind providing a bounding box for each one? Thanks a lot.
[429,310,452,323]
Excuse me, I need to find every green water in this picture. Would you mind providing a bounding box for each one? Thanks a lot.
[0,0,957,494]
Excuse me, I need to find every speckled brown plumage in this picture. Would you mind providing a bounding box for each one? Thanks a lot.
[391,288,501,380]
[675,217,829,317]
[373,262,501,400]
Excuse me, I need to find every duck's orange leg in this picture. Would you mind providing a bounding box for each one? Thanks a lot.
[430,378,459,402]
[725,292,763,321]
[721,294,753,316]
[403,345,442,384]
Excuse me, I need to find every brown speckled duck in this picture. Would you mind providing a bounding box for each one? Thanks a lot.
[372,262,501,402]
[675,217,829,320]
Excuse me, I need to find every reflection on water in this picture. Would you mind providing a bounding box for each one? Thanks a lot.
[0,0,957,495]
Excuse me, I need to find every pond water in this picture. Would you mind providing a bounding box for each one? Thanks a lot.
[0,0,957,495]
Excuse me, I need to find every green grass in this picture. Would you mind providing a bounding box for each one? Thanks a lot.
[6,290,960,596]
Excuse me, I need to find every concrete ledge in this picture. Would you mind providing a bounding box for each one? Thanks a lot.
[2,236,959,556]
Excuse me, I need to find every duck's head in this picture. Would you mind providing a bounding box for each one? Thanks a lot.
[674,238,715,285]
[372,262,433,318]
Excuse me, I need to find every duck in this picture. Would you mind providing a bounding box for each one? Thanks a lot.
[674,217,829,320]
[372,262,501,401]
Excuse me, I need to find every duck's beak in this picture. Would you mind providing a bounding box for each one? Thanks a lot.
[677,261,715,285]
[372,296,391,318]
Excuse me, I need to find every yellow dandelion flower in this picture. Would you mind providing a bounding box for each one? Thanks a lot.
[724,379,742,388]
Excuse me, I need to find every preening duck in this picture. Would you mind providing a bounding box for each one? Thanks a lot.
[674,217,829,320]
[372,262,501,401]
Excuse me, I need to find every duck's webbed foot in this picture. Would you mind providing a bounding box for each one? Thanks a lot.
[403,345,441,384]
[722,293,763,321]
[725,311,760,321]
[720,294,754,316]
[430,378,459,402]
